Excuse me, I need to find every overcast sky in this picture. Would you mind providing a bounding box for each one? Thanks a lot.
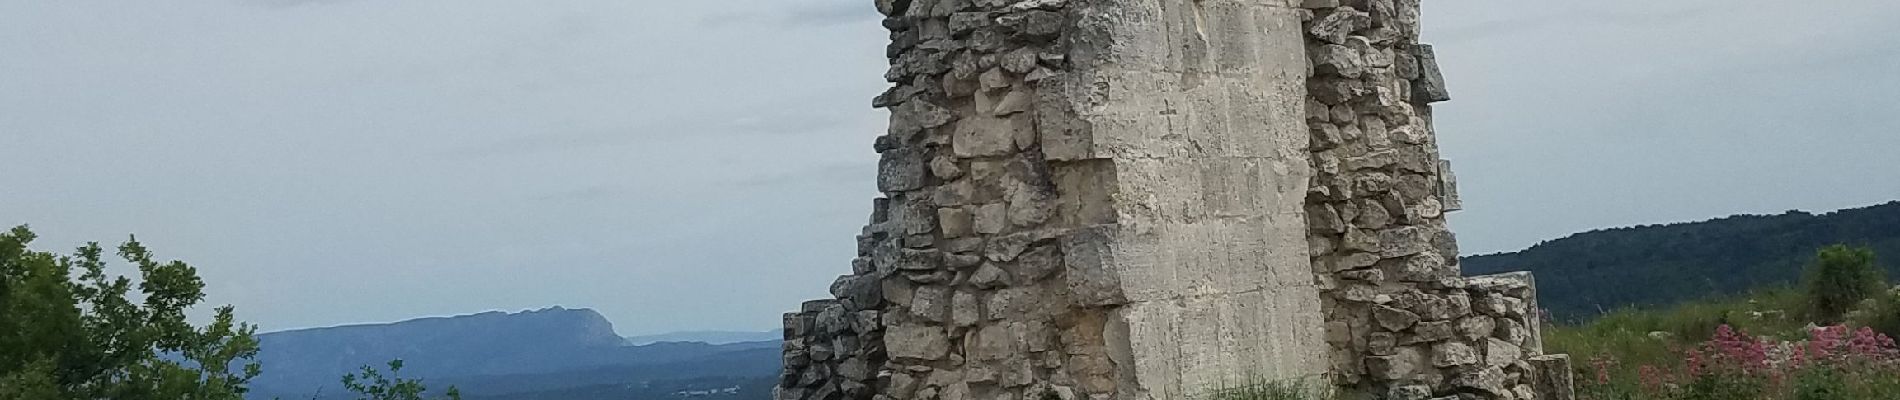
[3,0,1896,335]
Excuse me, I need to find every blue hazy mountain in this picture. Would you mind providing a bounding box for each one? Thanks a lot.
[248,307,779,400]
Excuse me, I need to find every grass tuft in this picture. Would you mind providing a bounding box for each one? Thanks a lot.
[1205,377,1340,400]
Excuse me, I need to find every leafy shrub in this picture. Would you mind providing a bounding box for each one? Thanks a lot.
[341,359,461,400]
[1804,245,1884,324]
[1849,287,1900,338]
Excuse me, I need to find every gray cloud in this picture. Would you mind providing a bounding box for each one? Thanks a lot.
[701,0,880,29]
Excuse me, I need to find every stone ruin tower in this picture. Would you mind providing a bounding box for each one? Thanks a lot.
[776,0,1577,399]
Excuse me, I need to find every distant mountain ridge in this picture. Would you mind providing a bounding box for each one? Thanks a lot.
[248,307,778,400]
[1464,201,1900,321]
[625,330,783,345]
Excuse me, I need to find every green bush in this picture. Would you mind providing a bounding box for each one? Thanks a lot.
[1804,245,1884,324]
[1849,288,1900,338]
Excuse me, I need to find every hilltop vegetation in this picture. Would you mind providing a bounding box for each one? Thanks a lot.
[1464,201,1900,321]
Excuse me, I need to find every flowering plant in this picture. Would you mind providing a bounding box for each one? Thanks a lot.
[1582,325,1900,400]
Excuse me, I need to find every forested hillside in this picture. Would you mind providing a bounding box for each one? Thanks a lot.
[1464,201,1900,321]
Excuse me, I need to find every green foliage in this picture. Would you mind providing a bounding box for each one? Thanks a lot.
[1803,245,1884,323]
[1849,288,1900,338]
[342,359,462,400]
[1547,287,1810,375]
[1672,373,1767,400]
[0,225,261,399]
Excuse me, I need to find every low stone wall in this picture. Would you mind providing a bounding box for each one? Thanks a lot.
[779,298,883,400]
[1358,273,1567,399]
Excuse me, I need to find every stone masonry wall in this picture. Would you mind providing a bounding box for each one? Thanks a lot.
[782,1,1114,399]
[1297,0,1572,398]
[776,1,1575,400]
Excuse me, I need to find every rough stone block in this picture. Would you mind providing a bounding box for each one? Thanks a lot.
[910,285,952,322]
[1528,355,1576,400]
[887,324,951,361]
[1413,44,1451,103]
[1485,338,1524,367]
[1058,226,1126,307]
[951,291,981,327]
[1433,341,1478,367]
[1366,347,1425,380]
[955,115,1021,157]
[938,207,973,238]
[876,148,928,193]
[1373,305,1420,331]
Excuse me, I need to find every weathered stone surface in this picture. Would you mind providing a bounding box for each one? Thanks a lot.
[1374,305,1421,331]
[954,116,1018,157]
[1497,317,1531,346]
[874,0,907,16]
[910,285,951,322]
[1307,203,1345,234]
[1452,366,1509,397]
[1367,347,1426,380]
[970,263,1010,289]
[951,291,981,327]
[973,203,1008,234]
[1388,384,1433,400]
[944,252,982,269]
[1528,355,1577,400]
[1485,338,1524,367]
[1397,251,1448,281]
[984,229,1053,262]
[1311,44,1364,78]
[895,249,941,271]
[1308,7,1368,44]
[877,149,927,192]
[1413,44,1451,103]
[829,274,882,311]
[886,325,950,361]
[938,207,973,238]
[1457,315,1497,341]
[888,100,954,140]
[1433,341,1478,367]
[1406,321,1455,344]
[997,10,1061,40]
[1378,225,1432,257]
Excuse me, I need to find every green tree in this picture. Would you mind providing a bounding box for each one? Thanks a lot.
[0,225,261,399]
[342,359,461,400]
[1803,245,1885,324]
